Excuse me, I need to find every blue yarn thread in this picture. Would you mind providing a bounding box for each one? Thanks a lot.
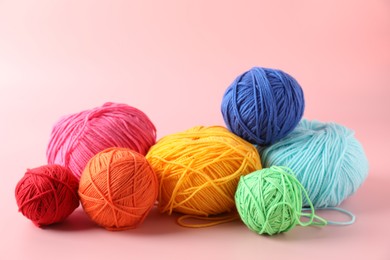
[221,67,305,145]
[260,119,369,208]
[302,207,356,226]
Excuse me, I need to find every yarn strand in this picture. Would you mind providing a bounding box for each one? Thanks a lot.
[302,207,356,226]
[176,213,240,228]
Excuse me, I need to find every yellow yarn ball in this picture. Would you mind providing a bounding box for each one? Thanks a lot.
[146,126,261,217]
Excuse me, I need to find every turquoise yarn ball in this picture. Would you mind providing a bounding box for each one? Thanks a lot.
[259,119,369,208]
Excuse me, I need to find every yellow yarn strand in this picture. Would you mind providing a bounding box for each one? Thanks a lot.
[177,213,241,228]
[146,126,261,227]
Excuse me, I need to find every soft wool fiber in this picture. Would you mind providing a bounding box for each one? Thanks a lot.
[78,147,158,231]
[47,102,156,179]
[221,67,304,145]
[146,126,261,220]
[260,119,369,208]
[15,165,79,227]
[235,166,326,235]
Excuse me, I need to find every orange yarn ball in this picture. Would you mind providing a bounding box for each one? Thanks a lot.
[146,126,261,218]
[78,147,158,231]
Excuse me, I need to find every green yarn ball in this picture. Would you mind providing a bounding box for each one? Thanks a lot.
[235,166,306,235]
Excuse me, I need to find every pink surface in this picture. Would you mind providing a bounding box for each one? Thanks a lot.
[0,1,389,259]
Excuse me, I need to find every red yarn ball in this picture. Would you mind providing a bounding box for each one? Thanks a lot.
[15,165,79,227]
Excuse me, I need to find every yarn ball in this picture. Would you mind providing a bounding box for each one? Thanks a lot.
[146,126,261,217]
[47,102,156,180]
[260,119,369,208]
[221,67,305,145]
[78,147,158,231]
[235,166,310,235]
[15,164,79,227]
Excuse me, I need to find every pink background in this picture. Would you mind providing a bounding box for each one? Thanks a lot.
[1,1,389,259]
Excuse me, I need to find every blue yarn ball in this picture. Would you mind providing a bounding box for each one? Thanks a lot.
[259,119,369,208]
[221,67,305,145]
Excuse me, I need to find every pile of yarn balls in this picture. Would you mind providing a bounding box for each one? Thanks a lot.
[15,67,369,236]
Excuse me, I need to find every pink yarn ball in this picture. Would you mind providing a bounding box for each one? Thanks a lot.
[47,102,156,180]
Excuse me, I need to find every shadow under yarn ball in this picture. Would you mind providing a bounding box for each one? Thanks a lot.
[259,119,369,208]
[47,102,156,180]
[15,165,79,227]
[221,67,305,146]
[78,147,158,231]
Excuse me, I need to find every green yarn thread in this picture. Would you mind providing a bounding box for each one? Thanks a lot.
[235,166,327,235]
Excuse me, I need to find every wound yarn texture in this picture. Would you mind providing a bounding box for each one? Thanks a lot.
[47,102,156,180]
[78,147,158,231]
[235,166,326,235]
[221,67,304,145]
[260,119,369,208]
[15,165,79,227]
[146,126,261,218]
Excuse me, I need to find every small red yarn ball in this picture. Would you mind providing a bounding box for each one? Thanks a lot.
[15,165,79,227]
